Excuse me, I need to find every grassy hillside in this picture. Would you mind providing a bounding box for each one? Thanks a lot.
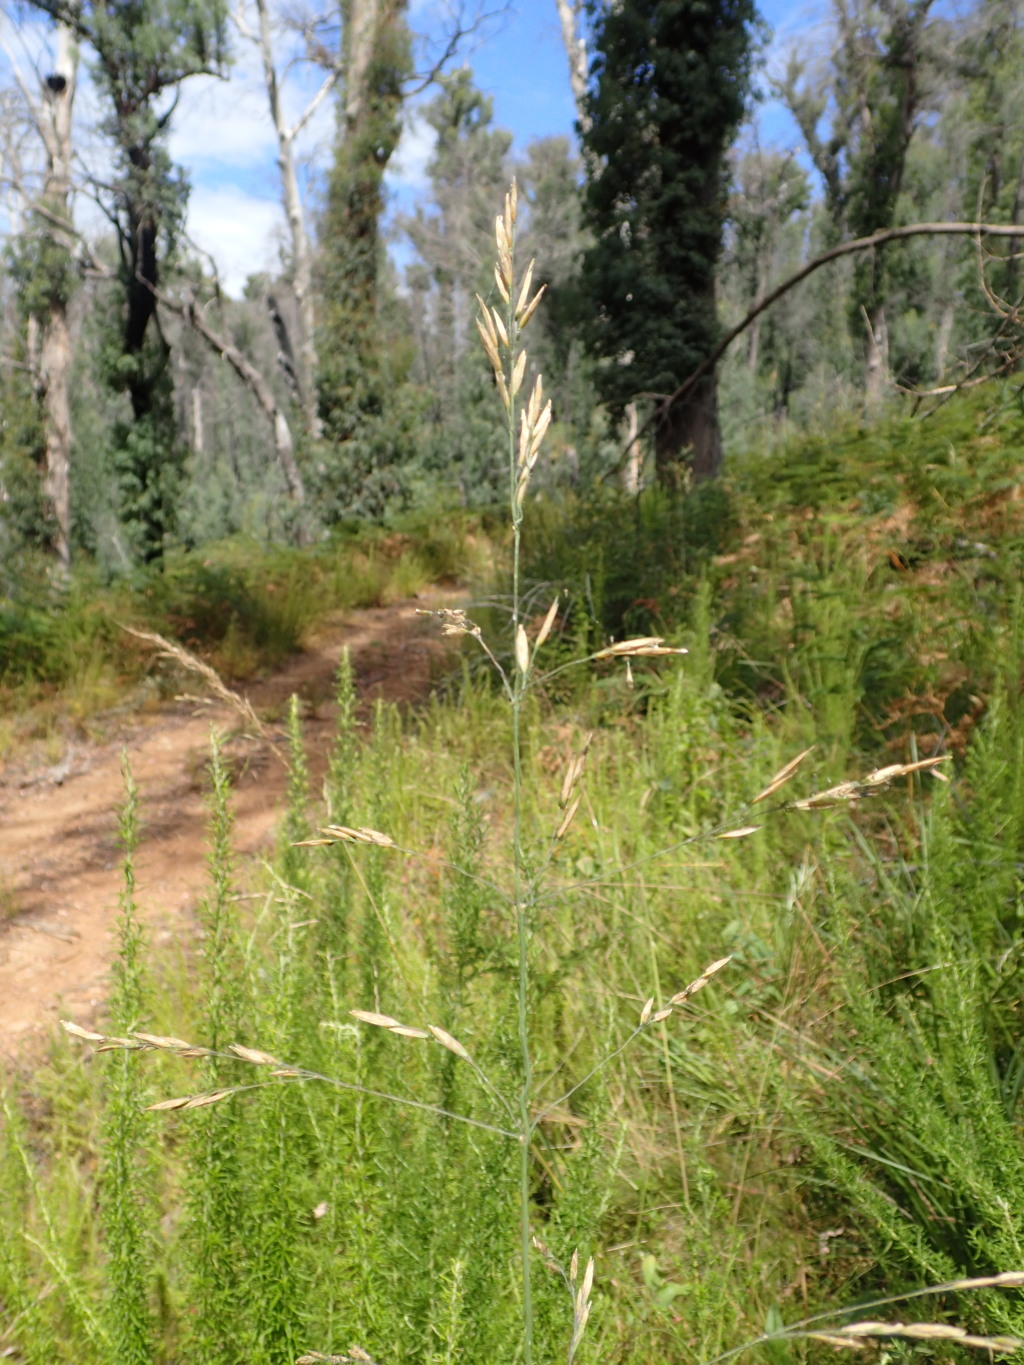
[3,384,1024,1364]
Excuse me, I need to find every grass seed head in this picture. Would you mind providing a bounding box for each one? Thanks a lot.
[556,794,582,840]
[428,1025,471,1060]
[669,955,732,1005]
[476,316,501,374]
[517,282,546,330]
[593,636,687,659]
[751,746,815,804]
[515,624,530,675]
[351,1010,402,1028]
[229,1044,281,1066]
[515,260,536,318]
[534,596,560,651]
[511,349,527,398]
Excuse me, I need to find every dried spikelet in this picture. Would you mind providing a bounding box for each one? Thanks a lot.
[515,623,530,675]
[95,1036,145,1052]
[351,1010,402,1028]
[555,794,582,840]
[529,402,552,458]
[416,606,482,639]
[184,1088,235,1110]
[148,1088,236,1112]
[476,295,498,347]
[650,1007,673,1024]
[229,1044,281,1066]
[494,215,509,257]
[751,747,814,804]
[518,283,546,330]
[518,414,531,468]
[316,825,396,848]
[825,1322,1021,1353]
[428,1025,472,1060]
[570,1248,579,1283]
[514,466,530,507]
[534,596,560,651]
[494,263,510,303]
[270,1068,301,1078]
[640,997,654,1025]
[297,1349,378,1365]
[476,316,501,373]
[791,755,950,811]
[496,370,511,412]
[527,374,544,425]
[559,733,593,807]
[515,261,535,318]
[581,1257,594,1301]
[349,1010,431,1041]
[593,636,688,659]
[132,1031,201,1052]
[119,625,273,753]
[62,1020,105,1043]
[511,349,527,398]
[669,955,732,1006]
[948,1272,1024,1289]
[716,825,761,839]
[861,755,951,786]
[491,308,509,349]
[569,1257,596,1365]
[790,781,861,811]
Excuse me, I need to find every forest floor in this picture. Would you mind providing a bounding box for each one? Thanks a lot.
[0,588,462,1065]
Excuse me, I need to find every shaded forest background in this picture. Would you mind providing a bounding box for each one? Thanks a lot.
[3,0,1024,590]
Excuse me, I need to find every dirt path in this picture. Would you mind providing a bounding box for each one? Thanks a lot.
[0,591,459,1063]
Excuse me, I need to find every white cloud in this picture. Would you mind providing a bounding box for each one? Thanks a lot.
[185,185,284,295]
[389,109,434,193]
[168,68,277,172]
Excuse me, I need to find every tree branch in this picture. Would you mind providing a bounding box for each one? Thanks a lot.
[630,220,1024,457]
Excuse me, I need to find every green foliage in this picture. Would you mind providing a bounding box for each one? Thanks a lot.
[104,340,187,564]
[0,365,51,585]
[0,515,481,717]
[9,376,1024,1362]
[100,762,155,1365]
[315,0,412,522]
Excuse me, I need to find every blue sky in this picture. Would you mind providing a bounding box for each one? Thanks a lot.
[1,0,825,295]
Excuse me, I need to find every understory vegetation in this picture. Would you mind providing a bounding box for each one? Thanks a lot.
[3,353,1024,1362]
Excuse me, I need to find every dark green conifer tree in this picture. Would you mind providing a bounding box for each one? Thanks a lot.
[314,0,413,520]
[578,0,758,480]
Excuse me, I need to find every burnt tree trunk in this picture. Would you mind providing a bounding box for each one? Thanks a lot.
[654,372,722,484]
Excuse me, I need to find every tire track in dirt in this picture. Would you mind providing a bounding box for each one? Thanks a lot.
[0,591,460,1063]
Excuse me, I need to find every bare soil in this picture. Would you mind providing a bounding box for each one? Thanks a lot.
[0,590,460,1065]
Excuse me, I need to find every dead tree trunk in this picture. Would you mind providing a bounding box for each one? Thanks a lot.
[553,0,589,134]
[24,21,78,574]
[235,0,335,440]
[163,292,308,518]
[654,374,722,484]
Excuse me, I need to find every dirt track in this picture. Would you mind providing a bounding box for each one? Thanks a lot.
[0,592,458,1063]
